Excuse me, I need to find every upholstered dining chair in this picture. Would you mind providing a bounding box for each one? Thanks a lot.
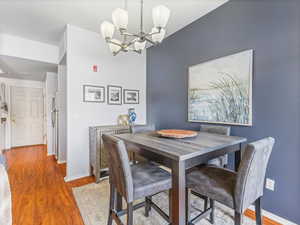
[194,125,231,211]
[129,124,157,212]
[128,124,156,165]
[200,124,231,167]
[186,137,275,225]
[102,134,172,225]
[130,124,156,134]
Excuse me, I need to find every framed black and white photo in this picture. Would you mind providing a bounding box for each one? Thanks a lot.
[124,89,139,104]
[107,85,122,105]
[83,85,105,103]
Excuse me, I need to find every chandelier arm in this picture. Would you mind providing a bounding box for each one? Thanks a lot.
[126,37,140,48]
[113,47,125,56]
[144,36,157,45]
[120,31,140,38]
[126,47,142,54]
[145,30,160,37]
[133,50,142,54]
[107,40,123,48]
[145,27,162,37]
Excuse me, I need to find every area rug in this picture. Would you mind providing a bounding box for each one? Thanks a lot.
[72,180,255,225]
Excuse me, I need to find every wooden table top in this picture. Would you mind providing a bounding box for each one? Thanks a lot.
[114,131,247,161]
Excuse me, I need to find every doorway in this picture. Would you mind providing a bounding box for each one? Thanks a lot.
[10,86,44,147]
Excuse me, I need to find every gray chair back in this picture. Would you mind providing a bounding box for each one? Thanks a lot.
[102,134,134,202]
[235,137,275,212]
[130,124,156,133]
[200,124,231,136]
[200,125,231,167]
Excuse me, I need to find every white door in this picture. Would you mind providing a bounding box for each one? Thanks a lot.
[11,87,44,147]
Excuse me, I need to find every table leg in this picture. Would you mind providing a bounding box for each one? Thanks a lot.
[116,192,123,211]
[171,160,186,225]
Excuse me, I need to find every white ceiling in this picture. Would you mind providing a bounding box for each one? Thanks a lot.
[0,0,228,45]
[0,55,57,81]
[0,0,227,81]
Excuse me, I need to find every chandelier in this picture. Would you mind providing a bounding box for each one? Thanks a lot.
[100,0,170,56]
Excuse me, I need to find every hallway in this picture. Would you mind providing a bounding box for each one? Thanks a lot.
[5,145,94,225]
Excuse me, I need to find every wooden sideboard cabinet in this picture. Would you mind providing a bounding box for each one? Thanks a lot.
[89,125,131,183]
[89,124,152,183]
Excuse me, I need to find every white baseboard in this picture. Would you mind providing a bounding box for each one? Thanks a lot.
[248,205,298,225]
[57,160,66,164]
[64,172,90,182]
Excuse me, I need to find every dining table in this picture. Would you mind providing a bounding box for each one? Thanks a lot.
[113,131,247,225]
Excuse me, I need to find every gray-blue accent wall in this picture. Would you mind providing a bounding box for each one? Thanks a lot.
[147,0,300,223]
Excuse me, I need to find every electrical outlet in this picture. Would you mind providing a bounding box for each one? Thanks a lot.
[265,178,275,191]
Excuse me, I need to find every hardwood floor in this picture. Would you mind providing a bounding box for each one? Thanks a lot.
[5,145,280,225]
[244,210,282,225]
[5,145,94,225]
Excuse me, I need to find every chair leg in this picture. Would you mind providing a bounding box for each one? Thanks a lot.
[116,192,123,212]
[234,212,242,225]
[185,188,190,224]
[127,202,133,225]
[191,190,208,211]
[107,184,115,225]
[169,189,173,224]
[255,197,263,225]
[209,199,215,224]
[132,152,137,165]
[204,196,209,210]
[145,196,152,217]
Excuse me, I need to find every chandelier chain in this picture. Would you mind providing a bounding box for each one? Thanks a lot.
[140,0,144,34]
[124,0,128,10]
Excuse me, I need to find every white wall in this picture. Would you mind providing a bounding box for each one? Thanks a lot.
[0,77,45,149]
[57,56,67,163]
[65,25,147,181]
[45,72,58,155]
[0,34,59,64]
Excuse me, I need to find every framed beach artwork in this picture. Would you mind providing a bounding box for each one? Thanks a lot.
[107,85,122,105]
[188,49,253,126]
[83,85,105,103]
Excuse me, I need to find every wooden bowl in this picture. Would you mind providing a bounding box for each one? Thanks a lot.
[157,129,198,139]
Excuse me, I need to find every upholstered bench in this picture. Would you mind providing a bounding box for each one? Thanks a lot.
[0,150,7,169]
[0,151,12,225]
